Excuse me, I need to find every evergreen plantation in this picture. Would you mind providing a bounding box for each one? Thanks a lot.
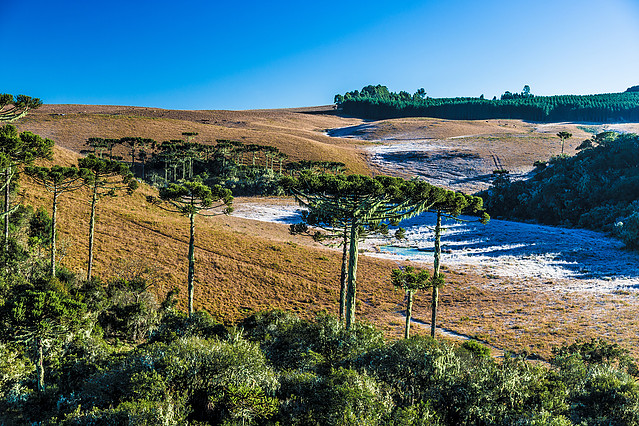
[335,84,639,122]
[2,95,639,424]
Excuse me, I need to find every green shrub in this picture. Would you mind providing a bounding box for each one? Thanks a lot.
[460,340,491,358]
[242,310,384,372]
[277,367,392,425]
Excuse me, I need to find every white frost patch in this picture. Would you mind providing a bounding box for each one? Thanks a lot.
[232,203,639,293]
[232,203,306,224]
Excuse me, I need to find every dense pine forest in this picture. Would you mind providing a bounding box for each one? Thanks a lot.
[335,84,639,122]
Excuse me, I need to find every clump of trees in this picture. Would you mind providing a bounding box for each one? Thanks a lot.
[286,172,487,329]
[335,84,639,122]
[482,132,639,248]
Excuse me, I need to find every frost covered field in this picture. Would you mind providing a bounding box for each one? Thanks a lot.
[232,202,639,293]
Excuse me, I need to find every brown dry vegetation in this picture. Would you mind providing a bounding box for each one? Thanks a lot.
[14,105,639,360]
[16,104,370,174]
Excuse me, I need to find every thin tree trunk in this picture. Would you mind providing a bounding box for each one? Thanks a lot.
[431,210,442,338]
[405,290,414,339]
[51,191,59,277]
[36,337,45,392]
[4,166,11,266]
[345,223,359,330]
[339,225,349,322]
[187,212,196,317]
[87,182,98,281]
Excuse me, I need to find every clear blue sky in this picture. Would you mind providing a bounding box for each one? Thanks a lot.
[2,0,639,110]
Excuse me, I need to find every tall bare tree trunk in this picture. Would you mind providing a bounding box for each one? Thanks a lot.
[339,225,349,322]
[36,337,45,392]
[405,290,414,339]
[51,191,59,277]
[345,223,359,330]
[187,212,196,317]
[431,210,442,338]
[87,183,98,281]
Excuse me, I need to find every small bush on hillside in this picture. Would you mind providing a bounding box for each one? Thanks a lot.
[616,211,639,249]
[461,339,491,358]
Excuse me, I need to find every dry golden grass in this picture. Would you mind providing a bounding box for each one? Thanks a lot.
[15,106,639,361]
[15,104,370,174]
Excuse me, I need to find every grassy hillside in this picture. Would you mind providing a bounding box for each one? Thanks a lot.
[13,106,639,360]
[15,104,371,174]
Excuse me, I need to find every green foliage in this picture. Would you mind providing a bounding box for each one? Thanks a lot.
[3,231,639,424]
[0,124,53,164]
[336,84,639,122]
[483,132,639,247]
[552,338,638,375]
[391,266,430,293]
[241,310,384,372]
[616,211,639,249]
[78,154,139,195]
[461,339,491,359]
[0,94,42,122]
[0,342,34,408]
[552,353,639,424]
[155,179,233,216]
[75,336,278,425]
[277,367,393,425]
[96,278,161,342]
[209,383,278,425]
[151,310,228,343]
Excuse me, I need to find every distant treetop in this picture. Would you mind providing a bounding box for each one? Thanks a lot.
[334,84,639,122]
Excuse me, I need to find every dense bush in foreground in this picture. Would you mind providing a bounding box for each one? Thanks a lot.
[1,257,639,425]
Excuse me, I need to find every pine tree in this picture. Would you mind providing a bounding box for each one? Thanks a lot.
[557,131,573,155]
[147,180,232,316]
[25,166,90,276]
[78,155,138,281]
[391,266,430,338]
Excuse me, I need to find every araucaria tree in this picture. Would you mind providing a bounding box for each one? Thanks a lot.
[147,180,232,316]
[391,266,430,339]
[25,166,89,277]
[2,283,87,392]
[289,172,457,329]
[557,131,572,155]
[0,125,54,264]
[78,155,138,281]
[0,94,42,122]
[428,196,489,338]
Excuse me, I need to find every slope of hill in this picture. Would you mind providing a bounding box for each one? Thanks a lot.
[15,104,371,174]
[13,105,639,359]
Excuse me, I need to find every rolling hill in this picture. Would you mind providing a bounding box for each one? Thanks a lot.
[13,104,639,359]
